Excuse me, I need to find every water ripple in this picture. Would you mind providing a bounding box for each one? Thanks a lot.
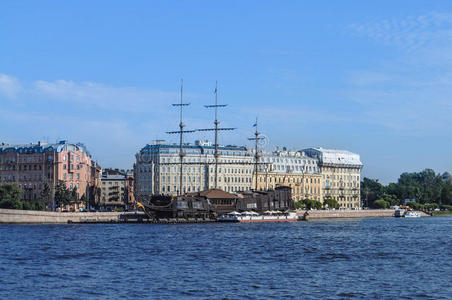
[1,218,452,299]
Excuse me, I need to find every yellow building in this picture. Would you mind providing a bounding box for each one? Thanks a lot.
[255,150,322,203]
[303,148,363,209]
[256,171,322,202]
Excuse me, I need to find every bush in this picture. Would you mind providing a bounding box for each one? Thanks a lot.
[373,199,389,209]
[407,201,420,210]
[22,200,45,211]
[440,205,452,211]
[302,198,322,210]
[294,201,304,209]
[0,183,23,209]
[424,203,439,211]
[0,197,23,209]
[324,198,339,209]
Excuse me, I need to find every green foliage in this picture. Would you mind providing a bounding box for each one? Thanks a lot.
[441,204,452,210]
[406,201,421,210]
[302,198,322,210]
[22,200,45,211]
[361,169,449,207]
[54,181,79,208]
[294,201,304,209]
[360,178,384,207]
[71,187,79,203]
[440,182,452,205]
[396,169,443,204]
[39,180,51,206]
[379,193,399,206]
[373,199,389,209]
[0,183,23,209]
[324,198,339,209]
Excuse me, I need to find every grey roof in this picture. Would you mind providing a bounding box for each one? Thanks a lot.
[303,147,363,167]
[0,140,91,156]
[102,174,126,180]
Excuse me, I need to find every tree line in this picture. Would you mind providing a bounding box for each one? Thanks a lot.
[361,169,452,209]
[0,180,85,211]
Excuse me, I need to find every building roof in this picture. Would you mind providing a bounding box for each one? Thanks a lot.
[101,174,126,180]
[139,142,248,154]
[303,147,363,167]
[0,140,91,156]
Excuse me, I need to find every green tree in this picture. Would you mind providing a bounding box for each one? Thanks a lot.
[39,180,52,210]
[0,183,23,209]
[406,201,422,210]
[54,181,72,208]
[302,198,322,210]
[394,169,444,204]
[361,178,384,207]
[440,182,452,205]
[379,193,399,206]
[373,199,389,209]
[80,194,87,210]
[324,197,339,209]
[70,187,79,204]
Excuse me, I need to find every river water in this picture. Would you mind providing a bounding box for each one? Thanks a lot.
[1,217,452,299]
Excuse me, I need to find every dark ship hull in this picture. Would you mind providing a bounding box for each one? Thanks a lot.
[137,186,294,220]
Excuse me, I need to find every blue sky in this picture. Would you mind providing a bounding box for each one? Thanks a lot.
[1,1,452,183]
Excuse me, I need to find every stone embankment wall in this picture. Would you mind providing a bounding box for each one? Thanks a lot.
[296,209,429,220]
[0,208,121,224]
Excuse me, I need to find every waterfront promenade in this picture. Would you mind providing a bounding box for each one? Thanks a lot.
[0,209,121,224]
[0,208,430,224]
[297,209,430,219]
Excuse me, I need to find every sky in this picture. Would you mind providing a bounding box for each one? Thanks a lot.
[1,0,451,184]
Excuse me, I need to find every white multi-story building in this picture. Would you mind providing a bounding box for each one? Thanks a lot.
[135,140,254,197]
[303,148,363,208]
[256,149,322,201]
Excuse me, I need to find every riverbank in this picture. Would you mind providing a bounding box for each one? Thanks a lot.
[432,210,452,216]
[0,208,121,224]
[296,209,430,220]
[0,208,432,224]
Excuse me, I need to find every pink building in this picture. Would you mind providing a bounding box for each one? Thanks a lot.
[0,140,101,209]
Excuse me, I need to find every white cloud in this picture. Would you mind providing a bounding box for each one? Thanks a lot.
[0,73,21,98]
[349,12,452,53]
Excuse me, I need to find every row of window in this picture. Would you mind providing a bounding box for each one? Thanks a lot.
[326,181,360,188]
[261,157,317,165]
[259,176,321,184]
[323,167,361,174]
[63,173,80,180]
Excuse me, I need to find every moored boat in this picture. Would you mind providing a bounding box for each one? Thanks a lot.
[218,211,298,223]
[404,211,421,218]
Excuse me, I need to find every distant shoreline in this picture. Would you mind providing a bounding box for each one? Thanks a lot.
[0,208,439,224]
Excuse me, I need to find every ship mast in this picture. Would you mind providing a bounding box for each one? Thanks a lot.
[166,79,195,195]
[197,81,235,189]
[248,118,264,191]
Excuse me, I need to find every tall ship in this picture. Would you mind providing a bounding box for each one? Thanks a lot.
[136,186,294,221]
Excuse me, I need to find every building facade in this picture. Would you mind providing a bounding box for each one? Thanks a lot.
[255,150,322,202]
[303,148,363,208]
[0,140,101,209]
[100,168,135,209]
[135,140,254,197]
